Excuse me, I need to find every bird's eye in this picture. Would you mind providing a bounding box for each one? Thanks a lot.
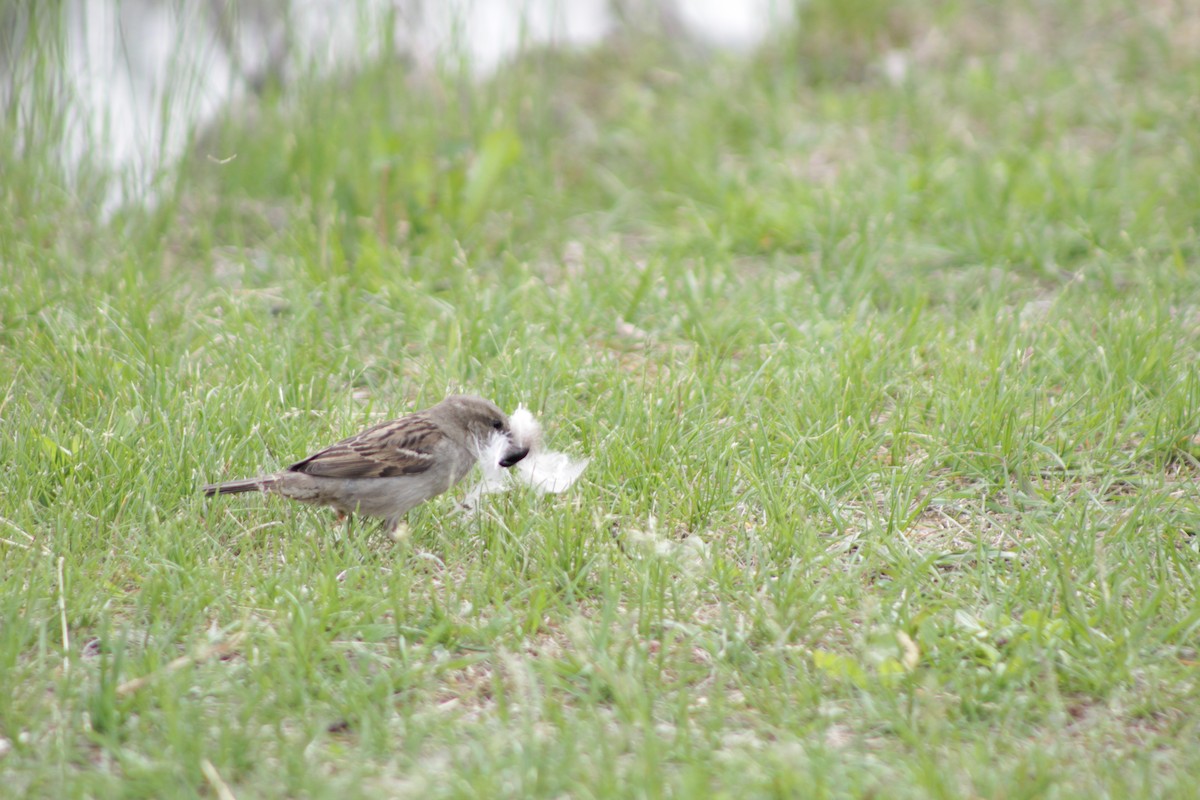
[492,419,504,430]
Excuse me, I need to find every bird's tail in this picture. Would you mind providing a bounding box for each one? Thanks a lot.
[203,477,275,497]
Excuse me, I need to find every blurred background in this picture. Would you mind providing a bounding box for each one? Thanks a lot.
[3,0,794,209]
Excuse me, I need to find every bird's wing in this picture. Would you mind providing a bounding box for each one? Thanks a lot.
[287,415,443,479]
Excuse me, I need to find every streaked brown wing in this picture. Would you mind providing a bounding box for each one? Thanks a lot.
[287,415,441,479]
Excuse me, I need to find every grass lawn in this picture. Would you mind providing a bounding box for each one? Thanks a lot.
[3,0,1200,797]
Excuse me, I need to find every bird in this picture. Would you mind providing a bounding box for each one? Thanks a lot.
[202,395,530,531]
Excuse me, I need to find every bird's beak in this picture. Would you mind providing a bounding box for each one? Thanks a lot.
[499,445,530,468]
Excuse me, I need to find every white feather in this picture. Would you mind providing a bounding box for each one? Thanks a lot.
[460,405,588,514]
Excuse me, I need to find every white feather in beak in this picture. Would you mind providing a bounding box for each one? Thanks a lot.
[461,405,589,513]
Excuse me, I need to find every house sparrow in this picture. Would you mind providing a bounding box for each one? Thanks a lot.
[202,395,529,531]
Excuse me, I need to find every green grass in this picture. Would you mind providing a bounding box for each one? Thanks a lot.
[3,0,1200,797]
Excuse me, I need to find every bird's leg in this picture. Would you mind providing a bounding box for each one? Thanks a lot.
[328,510,352,544]
[387,516,411,543]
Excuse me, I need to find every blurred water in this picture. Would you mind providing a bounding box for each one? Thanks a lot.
[56,0,791,209]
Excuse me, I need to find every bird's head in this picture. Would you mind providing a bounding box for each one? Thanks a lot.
[440,394,530,468]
